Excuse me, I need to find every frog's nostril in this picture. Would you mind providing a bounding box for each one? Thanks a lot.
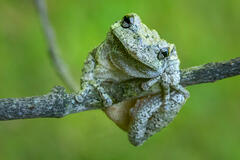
[121,15,134,28]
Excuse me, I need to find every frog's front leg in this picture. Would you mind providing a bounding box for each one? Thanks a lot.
[93,82,113,107]
[141,72,189,106]
[141,76,161,91]
[75,82,113,107]
[141,73,171,107]
[79,82,113,108]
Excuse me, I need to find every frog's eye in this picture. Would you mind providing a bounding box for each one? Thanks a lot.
[157,47,169,60]
[161,47,169,57]
[121,15,134,28]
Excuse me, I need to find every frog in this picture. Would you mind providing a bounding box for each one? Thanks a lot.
[78,13,189,146]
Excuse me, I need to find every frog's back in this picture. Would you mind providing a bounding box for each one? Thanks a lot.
[80,47,98,88]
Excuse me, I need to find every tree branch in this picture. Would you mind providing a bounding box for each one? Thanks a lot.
[1,0,239,121]
[0,57,239,121]
[34,0,78,91]
[180,57,240,86]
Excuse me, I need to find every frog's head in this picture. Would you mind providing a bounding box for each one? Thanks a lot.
[110,13,177,73]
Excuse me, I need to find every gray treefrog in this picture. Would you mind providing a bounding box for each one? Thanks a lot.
[78,13,189,146]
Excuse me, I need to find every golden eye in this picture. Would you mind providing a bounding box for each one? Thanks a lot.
[121,15,134,28]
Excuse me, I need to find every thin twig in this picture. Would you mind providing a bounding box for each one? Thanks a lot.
[0,57,239,121]
[34,0,78,91]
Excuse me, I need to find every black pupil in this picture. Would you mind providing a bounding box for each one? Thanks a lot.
[161,48,169,57]
[123,16,131,24]
[121,16,134,28]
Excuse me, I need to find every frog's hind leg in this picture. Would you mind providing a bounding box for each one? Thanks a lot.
[128,94,162,146]
[142,90,188,143]
[128,90,189,146]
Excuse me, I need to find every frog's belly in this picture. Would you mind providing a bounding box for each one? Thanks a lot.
[103,98,137,131]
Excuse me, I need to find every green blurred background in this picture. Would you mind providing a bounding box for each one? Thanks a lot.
[0,0,239,159]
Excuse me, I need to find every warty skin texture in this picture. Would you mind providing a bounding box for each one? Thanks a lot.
[80,13,189,146]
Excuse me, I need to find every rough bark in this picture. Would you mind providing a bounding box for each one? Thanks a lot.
[1,0,239,121]
[0,57,239,121]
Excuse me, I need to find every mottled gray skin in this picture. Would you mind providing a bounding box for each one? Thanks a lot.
[128,89,188,146]
[79,13,189,146]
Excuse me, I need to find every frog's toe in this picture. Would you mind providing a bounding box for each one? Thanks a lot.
[141,82,151,91]
[141,76,162,91]
[102,96,113,107]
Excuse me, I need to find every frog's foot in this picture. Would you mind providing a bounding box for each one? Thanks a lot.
[171,84,190,99]
[75,84,93,103]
